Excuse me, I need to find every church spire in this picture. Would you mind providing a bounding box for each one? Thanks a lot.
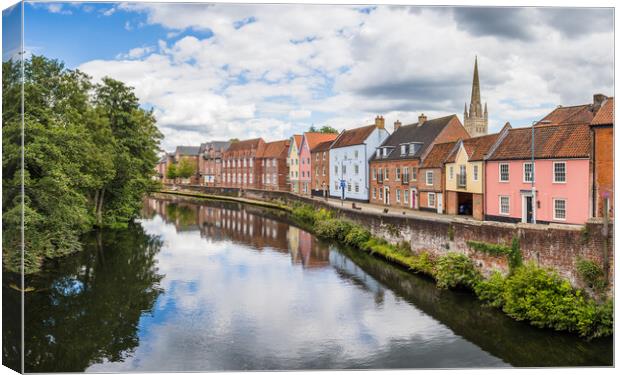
[463,56,488,137]
[469,55,482,117]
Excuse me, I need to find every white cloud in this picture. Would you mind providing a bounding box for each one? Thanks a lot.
[77,4,613,151]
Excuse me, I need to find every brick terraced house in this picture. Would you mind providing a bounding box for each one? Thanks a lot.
[298,132,338,196]
[221,138,265,189]
[257,139,291,191]
[485,123,592,225]
[198,141,230,186]
[369,114,470,209]
[590,95,614,218]
[444,124,510,219]
[417,141,458,213]
[310,139,334,198]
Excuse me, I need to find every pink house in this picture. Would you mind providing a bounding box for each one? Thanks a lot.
[484,123,591,225]
[298,132,339,196]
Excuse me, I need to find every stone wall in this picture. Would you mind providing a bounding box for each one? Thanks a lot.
[167,185,613,290]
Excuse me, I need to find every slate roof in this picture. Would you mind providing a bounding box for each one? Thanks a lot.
[591,97,614,126]
[419,141,457,169]
[312,139,335,153]
[487,123,591,161]
[331,124,376,149]
[257,139,290,159]
[536,104,595,126]
[176,146,201,156]
[370,115,459,161]
[199,141,231,153]
[445,133,500,163]
[303,132,338,151]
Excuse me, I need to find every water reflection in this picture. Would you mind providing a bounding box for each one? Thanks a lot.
[8,196,612,372]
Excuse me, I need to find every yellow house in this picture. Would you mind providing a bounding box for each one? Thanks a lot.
[444,125,509,220]
[287,135,302,193]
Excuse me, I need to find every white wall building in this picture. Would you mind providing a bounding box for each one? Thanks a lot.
[329,116,390,201]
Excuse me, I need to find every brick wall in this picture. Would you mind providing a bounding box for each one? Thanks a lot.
[472,193,483,220]
[593,126,614,218]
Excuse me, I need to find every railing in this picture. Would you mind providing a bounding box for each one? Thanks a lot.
[457,174,467,188]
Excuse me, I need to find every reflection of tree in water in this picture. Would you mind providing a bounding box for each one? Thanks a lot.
[2,272,22,373]
[164,203,199,230]
[21,224,164,372]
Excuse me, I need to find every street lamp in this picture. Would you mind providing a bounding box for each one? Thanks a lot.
[531,119,551,224]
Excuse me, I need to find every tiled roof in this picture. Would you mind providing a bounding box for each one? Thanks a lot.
[331,124,376,149]
[591,97,614,126]
[257,139,290,159]
[371,115,459,161]
[293,134,302,148]
[420,141,457,169]
[226,138,263,152]
[176,146,201,156]
[445,133,500,163]
[537,104,595,126]
[303,132,338,151]
[312,139,334,153]
[487,123,591,161]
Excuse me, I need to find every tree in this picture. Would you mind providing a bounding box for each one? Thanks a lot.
[308,125,318,132]
[319,125,339,134]
[176,158,197,180]
[166,163,177,180]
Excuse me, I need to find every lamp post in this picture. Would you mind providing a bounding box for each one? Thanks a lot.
[531,120,536,224]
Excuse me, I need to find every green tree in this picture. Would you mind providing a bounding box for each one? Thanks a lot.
[319,125,339,134]
[176,158,196,179]
[166,163,178,180]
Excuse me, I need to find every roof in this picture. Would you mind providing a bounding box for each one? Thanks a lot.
[302,132,339,151]
[445,132,499,163]
[537,104,595,126]
[591,97,614,126]
[331,124,376,149]
[312,139,335,153]
[257,139,290,159]
[293,135,303,148]
[420,141,457,169]
[226,138,263,152]
[199,141,231,153]
[176,146,201,156]
[487,123,591,161]
[371,115,459,161]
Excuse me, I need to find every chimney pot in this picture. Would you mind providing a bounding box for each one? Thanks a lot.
[375,115,385,129]
[394,120,402,131]
[593,93,607,112]
[418,113,427,125]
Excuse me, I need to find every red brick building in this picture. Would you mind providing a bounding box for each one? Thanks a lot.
[198,141,230,186]
[369,114,469,209]
[257,139,291,191]
[590,96,614,218]
[221,138,265,189]
[417,141,458,214]
[310,139,334,198]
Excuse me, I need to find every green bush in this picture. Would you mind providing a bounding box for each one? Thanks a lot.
[344,225,371,248]
[435,253,481,290]
[474,271,506,308]
[589,299,614,338]
[576,258,607,292]
[314,218,353,242]
[409,251,437,276]
[466,240,511,256]
[292,205,319,226]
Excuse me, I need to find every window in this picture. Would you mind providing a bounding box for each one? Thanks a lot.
[396,167,401,180]
[553,162,566,183]
[404,189,409,204]
[473,165,479,181]
[315,167,319,176]
[335,181,339,190]
[373,187,377,199]
[396,189,401,202]
[385,168,389,180]
[426,171,434,185]
[523,162,533,182]
[250,158,253,167]
[323,152,326,160]
[378,168,383,181]
[316,153,319,161]
[354,183,359,193]
[322,167,325,176]
[499,163,509,182]
[499,196,510,215]
[347,183,352,192]
[372,168,377,180]
[412,168,417,181]
[449,166,454,179]
[458,165,467,186]
[403,167,409,182]
[376,149,380,158]
[354,164,359,175]
[428,192,436,207]
[554,199,566,220]
[379,188,383,199]
[401,145,406,155]
[343,165,347,174]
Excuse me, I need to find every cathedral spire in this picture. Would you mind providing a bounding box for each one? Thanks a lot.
[469,55,482,117]
[463,56,488,137]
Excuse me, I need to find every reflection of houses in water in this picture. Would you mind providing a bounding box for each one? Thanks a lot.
[330,250,385,305]
[287,226,330,268]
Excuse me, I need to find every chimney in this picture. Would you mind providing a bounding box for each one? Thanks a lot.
[593,93,607,112]
[418,113,427,125]
[394,120,402,131]
[375,115,385,129]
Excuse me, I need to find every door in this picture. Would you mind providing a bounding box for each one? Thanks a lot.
[384,187,390,205]
[525,196,533,223]
[411,190,416,209]
[437,193,443,214]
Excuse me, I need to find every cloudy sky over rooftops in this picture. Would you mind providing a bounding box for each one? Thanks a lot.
[3,1,614,150]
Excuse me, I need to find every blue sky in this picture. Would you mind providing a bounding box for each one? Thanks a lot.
[3,2,614,150]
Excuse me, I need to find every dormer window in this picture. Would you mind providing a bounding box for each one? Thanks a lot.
[376,149,380,158]
[401,145,406,155]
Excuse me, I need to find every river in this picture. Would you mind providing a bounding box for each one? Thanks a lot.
[3,195,613,372]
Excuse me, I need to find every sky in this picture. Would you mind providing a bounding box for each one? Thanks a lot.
[2,1,615,151]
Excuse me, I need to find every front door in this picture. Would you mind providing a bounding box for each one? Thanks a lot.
[384,187,390,205]
[437,193,443,214]
[411,190,417,209]
[523,195,533,223]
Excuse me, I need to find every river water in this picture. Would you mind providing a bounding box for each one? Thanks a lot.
[3,196,612,372]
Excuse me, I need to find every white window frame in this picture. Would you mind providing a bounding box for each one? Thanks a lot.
[428,192,436,208]
[373,187,377,199]
[553,161,566,184]
[523,162,533,183]
[404,189,409,204]
[426,171,434,186]
[449,166,454,180]
[473,165,479,181]
[401,145,406,155]
[499,196,510,215]
[396,189,401,202]
[553,198,567,221]
[499,163,510,182]
[396,167,401,180]
[354,164,359,175]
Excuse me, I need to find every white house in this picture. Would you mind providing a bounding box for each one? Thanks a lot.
[329,116,390,201]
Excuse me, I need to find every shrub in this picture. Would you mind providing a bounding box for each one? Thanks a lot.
[344,225,371,248]
[588,299,614,338]
[508,237,522,271]
[466,240,511,256]
[314,218,353,242]
[409,251,437,276]
[435,253,481,290]
[474,271,506,308]
[291,205,318,226]
[576,258,607,292]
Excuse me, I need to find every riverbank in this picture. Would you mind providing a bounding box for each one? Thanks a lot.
[157,189,613,338]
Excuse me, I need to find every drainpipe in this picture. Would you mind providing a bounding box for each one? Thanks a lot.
[531,121,536,224]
